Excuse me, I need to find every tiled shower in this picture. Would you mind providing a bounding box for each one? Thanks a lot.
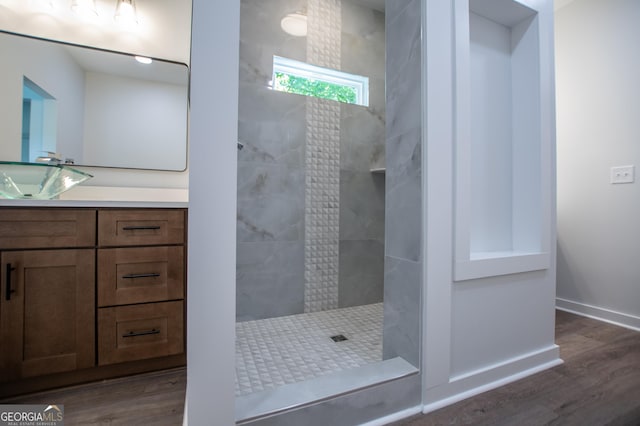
[235,0,420,403]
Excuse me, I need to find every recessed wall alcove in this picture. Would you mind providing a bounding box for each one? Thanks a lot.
[454,0,550,281]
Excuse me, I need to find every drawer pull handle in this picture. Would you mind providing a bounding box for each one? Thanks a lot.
[5,263,16,301]
[122,273,161,279]
[123,329,160,338]
[122,225,161,231]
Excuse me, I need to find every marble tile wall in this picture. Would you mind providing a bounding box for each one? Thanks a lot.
[383,0,423,368]
[338,2,386,309]
[338,239,384,307]
[237,0,307,320]
[236,241,305,322]
[383,256,421,367]
[237,0,387,320]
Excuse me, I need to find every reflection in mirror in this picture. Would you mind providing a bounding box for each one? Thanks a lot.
[0,31,189,171]
[22,77,58,163]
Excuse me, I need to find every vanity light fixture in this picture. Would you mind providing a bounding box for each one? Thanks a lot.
[35,0,55,10]
[135,55,152,64]
[70,0,98,18]
[114,0,138,26]
[280,12,307,37]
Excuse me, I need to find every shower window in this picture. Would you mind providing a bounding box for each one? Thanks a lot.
[272,55,369,106]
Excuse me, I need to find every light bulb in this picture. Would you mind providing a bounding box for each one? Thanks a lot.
[70,0,98,18]
[114,0,138,26]
[34,0,55,10]
[135,56,152,65]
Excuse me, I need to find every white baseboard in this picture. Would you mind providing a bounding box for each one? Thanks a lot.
[556,298,640,332]
[423,345,562,414]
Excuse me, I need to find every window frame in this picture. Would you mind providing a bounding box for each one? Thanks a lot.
[272,55,369,106]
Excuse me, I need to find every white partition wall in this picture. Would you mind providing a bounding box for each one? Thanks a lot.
[422,0,560,413]
[454,0,551,281]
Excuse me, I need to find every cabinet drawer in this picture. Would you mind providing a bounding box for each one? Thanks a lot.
[98,301,184,365]
[98,246,184,307]
[0,209,95,249]
[98,209,185,247]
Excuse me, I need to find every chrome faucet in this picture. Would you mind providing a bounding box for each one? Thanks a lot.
[34,152,62,165]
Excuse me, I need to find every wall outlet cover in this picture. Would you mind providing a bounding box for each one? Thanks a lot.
[610,165,635,184]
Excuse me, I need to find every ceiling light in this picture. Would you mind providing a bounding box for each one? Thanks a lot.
[280,13,307,37]
[114,0,138,26]
[70,0,98,18]
[135,56,152,64]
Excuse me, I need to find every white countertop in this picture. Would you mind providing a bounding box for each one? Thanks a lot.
[0,199,188,208]
[0,186,189,208]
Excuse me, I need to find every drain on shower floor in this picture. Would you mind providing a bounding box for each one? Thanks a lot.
[330,334,348,342]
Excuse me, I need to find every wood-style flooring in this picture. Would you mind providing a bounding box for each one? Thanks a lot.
[393,310,640,426]
[2,310,639,425]
[1,367,186,425]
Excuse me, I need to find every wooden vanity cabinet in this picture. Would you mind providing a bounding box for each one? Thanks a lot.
[0,207,186,398]
[0,209,96,383]
[98,300,184,365]
[97,246,184,306]
[96,209,186,366]
[0,249,95,382]
[0,209,95,249]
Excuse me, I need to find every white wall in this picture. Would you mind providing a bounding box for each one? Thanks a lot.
[83,72,187,170]
[555,0,640,329]
[422,0,560,411]
[187,0,238,424]
[469,12,514,251]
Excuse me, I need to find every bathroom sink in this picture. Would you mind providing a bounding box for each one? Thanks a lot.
[0,161,93,200]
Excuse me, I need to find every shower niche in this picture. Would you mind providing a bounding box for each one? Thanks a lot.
[454,0,551,281]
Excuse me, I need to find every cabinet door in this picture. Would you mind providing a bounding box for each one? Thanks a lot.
[0,249,95,382]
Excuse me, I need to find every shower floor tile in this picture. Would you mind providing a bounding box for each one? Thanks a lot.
[235,303,383,396]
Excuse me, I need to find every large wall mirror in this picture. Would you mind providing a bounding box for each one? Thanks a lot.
[0,30,189,172]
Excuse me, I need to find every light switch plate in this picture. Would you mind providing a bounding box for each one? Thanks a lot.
[610,165,635,184]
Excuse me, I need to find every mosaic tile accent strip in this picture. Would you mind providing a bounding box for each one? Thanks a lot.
[307,0,342,70]
[304,0,342,312]
[235,303,382,396]
[304,97,341,312]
